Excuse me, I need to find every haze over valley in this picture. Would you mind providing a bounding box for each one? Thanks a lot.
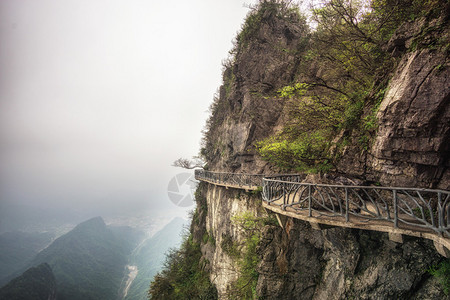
[0,0,259,298]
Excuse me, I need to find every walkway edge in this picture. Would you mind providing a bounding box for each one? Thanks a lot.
[263,202,450,251]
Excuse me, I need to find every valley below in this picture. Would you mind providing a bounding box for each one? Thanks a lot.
[0,213,188,300]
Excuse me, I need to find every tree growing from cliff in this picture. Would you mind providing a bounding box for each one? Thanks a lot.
[148,185,217,300]
[200,0,309,166]
[148,234,217,300]
[172,157,204,169]
[256,0,445,172]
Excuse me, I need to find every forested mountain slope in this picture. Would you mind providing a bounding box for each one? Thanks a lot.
[0,263,57,300]
[124,217,187,300]
[0,231,53,286]
[28,217,141,300]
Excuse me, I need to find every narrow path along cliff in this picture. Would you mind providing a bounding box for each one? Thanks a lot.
[195,170,450,257]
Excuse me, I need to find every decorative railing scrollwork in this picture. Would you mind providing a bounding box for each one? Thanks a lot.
[194,170,450,238]
[262,178,450,237]
[194,169,264,189]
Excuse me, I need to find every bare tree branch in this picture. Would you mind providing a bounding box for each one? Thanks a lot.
[172,157,204,169]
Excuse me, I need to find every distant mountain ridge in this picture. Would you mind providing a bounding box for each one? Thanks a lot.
[28,216,143,300]
[0,231,53,286]
[0,216,187,300]
[123,217,188,300]
[0,263,57,300]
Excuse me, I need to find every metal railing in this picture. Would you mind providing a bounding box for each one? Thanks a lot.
[263,178,450,237]
[194,170,450,237]
[194,169,264,189]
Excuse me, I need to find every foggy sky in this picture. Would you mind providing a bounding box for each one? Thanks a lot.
[0,0,259,221]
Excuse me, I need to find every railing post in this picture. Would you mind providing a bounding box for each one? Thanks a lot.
[345,187,349,222]
[447,194,450,230]
[196,172,450,243]
[308,185,312,217]
[262,178,266,202]
[393,190,398,228]
[438,192,442,233]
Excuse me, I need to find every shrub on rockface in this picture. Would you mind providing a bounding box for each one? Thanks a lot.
[199,0,309,165]
[256,130,332,172]
[226,212,278,299]
[236,0,304,49]
[429,259,450,295]
[148,234,217,300]
[256,0,448,173]
[148,184,217,300]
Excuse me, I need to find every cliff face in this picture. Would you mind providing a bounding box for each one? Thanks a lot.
[203,4,307,174]
[199,186,263,297]
[194,2,449,299]
[257,219,444,299]
[337,17,450,189]
[370,46,450,189]
[196,183,447,299]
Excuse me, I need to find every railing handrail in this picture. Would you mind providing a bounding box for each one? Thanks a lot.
[195,170,450,195]
[195,170,301,178]
[262,178,450,195]
[195,170,450,239]
[195,169,265,177]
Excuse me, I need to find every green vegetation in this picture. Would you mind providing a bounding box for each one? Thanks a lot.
[371,0,446,38]
[0,263,56,300]
[255,0,446,172]
[148,184,217,300]
[0,231,53,286]
[250,186,264,196]
[428,259,450,295]
[221,233,240,259]
[256,130,333,172]
[28,217,140,300]
[223,67,236,98]
[148,233,217,300]
[203,232,216,246]
[125,217,187,300]
[227,212,277,299]
[236,0,303,49]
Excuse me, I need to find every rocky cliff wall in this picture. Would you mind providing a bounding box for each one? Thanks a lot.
[199,186,263,298]
[198,183,446,299]
[195,2,449,299]
[203,3,307,174]
[370,46,450,189]
[257,218,444,299]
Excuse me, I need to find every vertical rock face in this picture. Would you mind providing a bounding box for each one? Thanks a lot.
[257,220,445,299]
[371,47,450,189]
[205,7,307,174]
[256,221,324,299]
[332,16,450,190]
[196,5,449,300]
[199,185,446,299]
[201,186,263,298]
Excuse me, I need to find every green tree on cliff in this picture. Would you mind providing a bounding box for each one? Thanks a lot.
[256,0,447,172]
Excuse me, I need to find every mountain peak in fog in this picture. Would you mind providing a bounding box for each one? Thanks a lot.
[73,216,105,230]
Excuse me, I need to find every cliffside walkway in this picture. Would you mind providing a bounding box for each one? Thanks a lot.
[194,170,450,257]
